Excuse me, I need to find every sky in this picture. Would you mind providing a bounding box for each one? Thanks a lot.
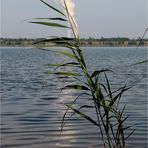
[1,0,148,39]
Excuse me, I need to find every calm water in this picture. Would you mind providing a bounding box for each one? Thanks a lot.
[1,47,147,148]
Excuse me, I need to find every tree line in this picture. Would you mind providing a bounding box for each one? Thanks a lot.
[1,37,147,47]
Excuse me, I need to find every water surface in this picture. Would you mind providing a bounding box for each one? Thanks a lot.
[1,47,147,148]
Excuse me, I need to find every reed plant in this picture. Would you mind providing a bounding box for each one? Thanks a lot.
[30,0,134,147]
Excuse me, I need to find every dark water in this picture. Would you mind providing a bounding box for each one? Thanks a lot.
[1,47,147,148]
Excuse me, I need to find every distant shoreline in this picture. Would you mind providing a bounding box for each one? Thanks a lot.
[1,37,148,47]
[0,46,148,48]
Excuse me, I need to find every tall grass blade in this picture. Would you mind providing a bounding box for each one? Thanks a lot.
[34,17,67,21]
[104,72,113,101]
[33,37,74,45]
[125,129,135,140]
[78,105,94,110]
[109,86,131,107]
[66,105,100,127]
[29,21,70,28]
[40,0,66,16]
[136,27,148,49]
[133,60,148,65]
[63,84,90,90]
[37,48,78,60]
[55,51,78,60]
[47,71,81,77]
[91,69,112,78]
[46,62,79,67]
[61,93,88,134]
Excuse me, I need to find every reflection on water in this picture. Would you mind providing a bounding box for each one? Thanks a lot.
[1,47,147,148]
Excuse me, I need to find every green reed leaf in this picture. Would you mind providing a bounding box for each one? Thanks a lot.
[38,48,78,60]
[47,71,81,77]
[125,129,135,140]
[33,38,75,49]
[118,104,127,120]
[33,37,74,44]
[104,72,113,101]
[34,17,67,21]
[63,85,90,90]
[91,69,112,78]
[29,21,70,28]
[46,62,79,67]
[109,86,131,108]
[40,0,66,16]
[48,62,80,71]
[33,37,80,51]
[115,86,131,110]
[61,93,87,134]
[55,50,78,60]
[133,60,148,65]
[66,105,100,127]
[79,105,94,110]
[122,126,132,131]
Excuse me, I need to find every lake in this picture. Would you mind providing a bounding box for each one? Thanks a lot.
[1,47,147,148]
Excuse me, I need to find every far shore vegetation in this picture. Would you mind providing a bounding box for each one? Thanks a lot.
[1,37,148,47]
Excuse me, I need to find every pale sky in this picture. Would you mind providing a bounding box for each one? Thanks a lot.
[1,0,148,39]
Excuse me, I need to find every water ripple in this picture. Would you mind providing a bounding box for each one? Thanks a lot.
[1,47,147,148]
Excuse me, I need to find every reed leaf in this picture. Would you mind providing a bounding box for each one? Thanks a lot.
[104,72,113,101]
[118,104,127,120]
[125,129,135,140]
[61,93,90,133]
[109,86,131,107]
[46,62,79,67]
[61,95,79,134]
[91,69,112,78]
[34,17,67,21]
[63,84,90,90]
[122,126,132,131]
[55,50,78,60]
[39,48,78,60]
[33,37,74,45]
[33,38,77,50]
[47,71,81,77]
[79,105,94,110]
[66,105,100,127]
[29,21,70,28]
[40,0,66,16]
[133,60,148,65]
